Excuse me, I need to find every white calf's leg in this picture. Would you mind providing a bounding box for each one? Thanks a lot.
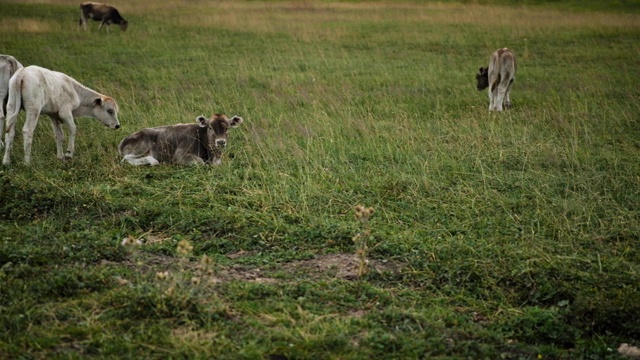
[489,87,499,111]
[2,112,19,165]
[21,110,41,165]
[59,112,77,159]
[0,118,4,149]
[495,81,511,112]
[50,118,66,160]
[0,93,6,148]
[495,88,504,112]
[504,79,514,109]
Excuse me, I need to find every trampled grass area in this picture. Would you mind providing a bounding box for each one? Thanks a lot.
[1,1,639,358]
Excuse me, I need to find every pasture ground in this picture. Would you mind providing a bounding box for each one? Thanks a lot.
[1,0,639,358]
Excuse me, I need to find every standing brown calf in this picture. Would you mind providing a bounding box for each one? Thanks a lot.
[476,48,516,111]
[79,2,128,32]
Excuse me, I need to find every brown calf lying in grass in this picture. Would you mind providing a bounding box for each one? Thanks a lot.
[119,114,243,166]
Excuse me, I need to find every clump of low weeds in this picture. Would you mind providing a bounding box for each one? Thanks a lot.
[120,236,218,314]
[353,205,375,278]
[160,239,217,297]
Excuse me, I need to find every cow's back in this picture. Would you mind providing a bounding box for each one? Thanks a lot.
[119,123,206,164]
[80,2,102,18]
[490,49,515,74]
[118,128,158,156]
[488,48,515,90]
[155,124,205,163]
[16,66,79,114]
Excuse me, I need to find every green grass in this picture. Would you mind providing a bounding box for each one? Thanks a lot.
[1,0,639,358]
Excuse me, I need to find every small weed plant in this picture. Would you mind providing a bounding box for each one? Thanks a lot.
[353,205,375,278]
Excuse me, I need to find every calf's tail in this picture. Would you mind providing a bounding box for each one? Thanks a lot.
[5,75,23,127]
[6,57,21,77]
[1,74,23,148]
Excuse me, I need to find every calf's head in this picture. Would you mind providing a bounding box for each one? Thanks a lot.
[119,21,129,31]
[93,96,120,129]
[197,113,243,161]
[476,67,489,91]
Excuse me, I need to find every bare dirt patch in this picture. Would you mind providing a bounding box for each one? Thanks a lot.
[111,248,403,284]
[281,253,402,280]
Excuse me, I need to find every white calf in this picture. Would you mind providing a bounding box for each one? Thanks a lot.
[0,55,24,147]
[2,65,121,165]
[476,48,517,112]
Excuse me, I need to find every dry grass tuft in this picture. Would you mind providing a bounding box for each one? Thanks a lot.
[0,18,52,33]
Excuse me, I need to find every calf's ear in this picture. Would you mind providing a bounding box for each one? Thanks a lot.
[93,98,103,106]
[229,115,244,128]
[196,115,208,127]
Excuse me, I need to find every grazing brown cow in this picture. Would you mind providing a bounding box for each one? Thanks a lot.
[119,114,244,166]
[79,2,128,32]
[476,48,516,111]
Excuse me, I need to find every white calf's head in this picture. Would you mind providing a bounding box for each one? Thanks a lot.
[93,97,120,129]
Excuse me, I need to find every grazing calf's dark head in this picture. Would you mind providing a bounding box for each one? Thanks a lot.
[197,114,243,162]
[476,67,489,91]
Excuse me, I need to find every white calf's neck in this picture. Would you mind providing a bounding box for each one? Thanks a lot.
[70,80,106,117]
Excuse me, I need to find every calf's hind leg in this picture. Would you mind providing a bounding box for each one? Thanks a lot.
[122,154,160,166]
[2,108,23,165]
[504,78,515,109]
[495,78,513,112]
[21,109,41,165]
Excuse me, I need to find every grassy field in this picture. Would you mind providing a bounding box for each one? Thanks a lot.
[1,0,639,358]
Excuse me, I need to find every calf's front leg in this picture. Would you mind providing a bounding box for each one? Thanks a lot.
[50,118,66,160]
[58,111,77,159]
